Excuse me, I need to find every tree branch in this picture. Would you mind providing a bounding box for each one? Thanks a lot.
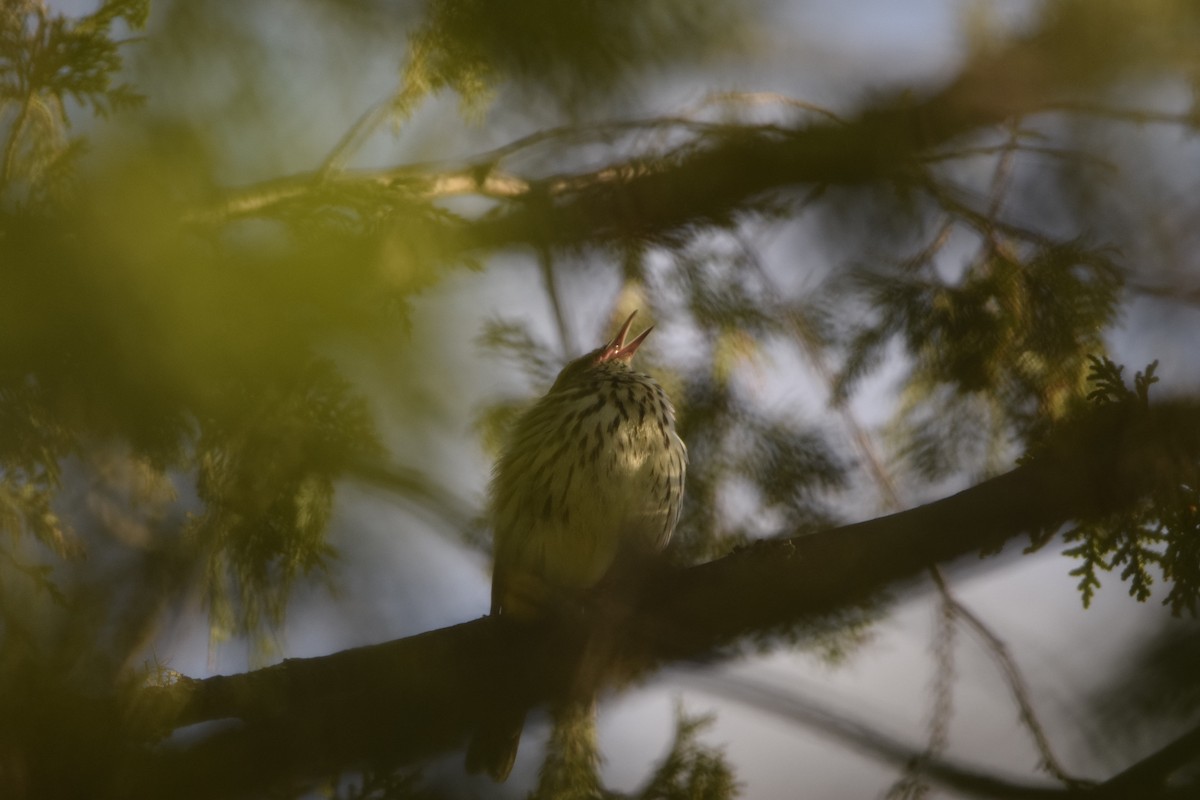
[125,400,1200,797]
[185,5,1198,256]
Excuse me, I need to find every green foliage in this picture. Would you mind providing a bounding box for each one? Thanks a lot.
[331,768,447,800]
[396,0,745,118]
[0,376,74,544]
[0,0,148,201]
[652,239,845,558]
[532,700,603,800]
[0,200,392,638]
[673,375,844,563]
[635,706,740,800]
[667,241,786,337]
[837,232,1123,478]
[1085,354,1158,408]
[0,4,396,643]
[476,317,564,388]
[1061,358,1200,615]
[1159,487,1200,615]
[189,359,382,638]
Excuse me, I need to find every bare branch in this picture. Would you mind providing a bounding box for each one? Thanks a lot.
[931,568,1091,788]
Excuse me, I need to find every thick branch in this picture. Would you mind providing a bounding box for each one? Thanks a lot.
[127,400,1200,797]
[188,6,1194,253]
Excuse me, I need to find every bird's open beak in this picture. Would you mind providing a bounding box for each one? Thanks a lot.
[598,310,653,364]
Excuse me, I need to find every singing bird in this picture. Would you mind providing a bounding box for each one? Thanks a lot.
[466,310,687,780]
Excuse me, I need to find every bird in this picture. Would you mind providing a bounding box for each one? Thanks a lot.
[465,309,687,781]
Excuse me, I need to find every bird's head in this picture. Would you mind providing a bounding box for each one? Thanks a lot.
[549,311,653,393]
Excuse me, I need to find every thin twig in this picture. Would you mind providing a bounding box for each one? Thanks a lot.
[980,120,1022,256]
[732,225,904,511]
[1127,280,1200,307]
[693,90,848,126]
[317,100,392,180]
[930,567,1092,789]
[684,670,1086,800]
[793,157,1089,787]
[898,217,956,275]
[923,180,1058,251]
[455,115,731,173]
[1039,101,1199,127]
[923,143,1115,174]
[188,112,787,225]
[538,244,573,357]
[889,587,958,799]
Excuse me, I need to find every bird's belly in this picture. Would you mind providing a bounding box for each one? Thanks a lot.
[529,435,678,590]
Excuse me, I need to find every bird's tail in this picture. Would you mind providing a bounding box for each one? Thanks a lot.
[465,707,526,782]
